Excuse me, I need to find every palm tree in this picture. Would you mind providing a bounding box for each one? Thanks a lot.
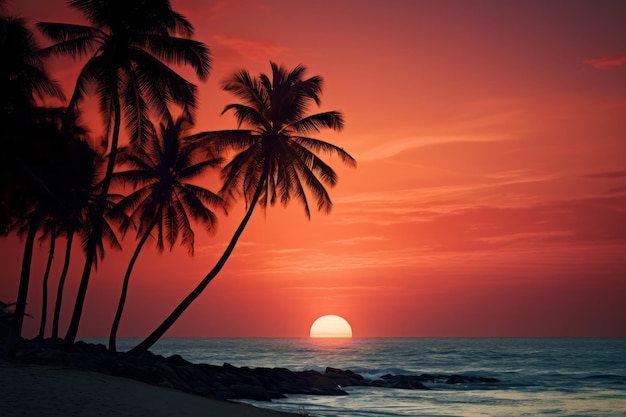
[108,114,223,352]
[3,109,76,354]
[34,112,89,340]
[1,11,64,232]
[0,10,64,353]
[38,113,118,340]
[48,144,126,339]
[37,0,211,347]
[48,113,97,339]
[4,109,120,350]
[129,62,356,355]
[36,225,56,340]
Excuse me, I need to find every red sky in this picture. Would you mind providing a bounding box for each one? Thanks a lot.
[2,0,625,339]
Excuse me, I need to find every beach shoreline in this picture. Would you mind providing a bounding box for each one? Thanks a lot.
[0,361,302,417]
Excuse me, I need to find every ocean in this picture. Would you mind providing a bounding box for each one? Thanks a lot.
[86,337,626,416]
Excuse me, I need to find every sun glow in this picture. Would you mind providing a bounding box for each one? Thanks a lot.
[310,315,353,338]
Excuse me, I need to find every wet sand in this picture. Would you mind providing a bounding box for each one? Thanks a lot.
[0,363,301,417]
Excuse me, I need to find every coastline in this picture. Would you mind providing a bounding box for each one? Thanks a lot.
[0,362,301,417]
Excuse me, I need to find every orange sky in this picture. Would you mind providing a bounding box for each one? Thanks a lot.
[2,0,625,339]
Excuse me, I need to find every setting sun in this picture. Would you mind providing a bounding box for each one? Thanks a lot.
[310,315,353,338]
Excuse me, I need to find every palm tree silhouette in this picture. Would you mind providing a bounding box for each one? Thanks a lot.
[49,113,99,339]
[1,12,64,232]
[36,226,56,340]
[5,109,122,347]
[33,112,92,340]
[129,62,356,355]
[108,114,223,352]
[40,115,125,340]
[1,10,65,354]
[37,0,211,347]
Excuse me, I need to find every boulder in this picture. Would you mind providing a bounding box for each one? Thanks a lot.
[229,382,272,401]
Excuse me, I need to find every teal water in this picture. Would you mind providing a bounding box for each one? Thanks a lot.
[85,338,626,416]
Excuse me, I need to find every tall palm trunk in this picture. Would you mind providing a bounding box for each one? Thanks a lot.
[37,228,56,339]
[128,176,266,355]
[5,217,40,355]
[52,230,74,339]
[109,218,158,352]
[64,88,122,349]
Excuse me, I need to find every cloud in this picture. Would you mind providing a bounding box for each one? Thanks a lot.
[326,236,387,245]
[584,53,626,69]
[352,103,527,162]
[355,134,514,162]
[211,34,288,64]
[331,170,552,226]
[584,169,626,179]
[476,230,574,245]
[245,247,438,275]
[195,240,259,255]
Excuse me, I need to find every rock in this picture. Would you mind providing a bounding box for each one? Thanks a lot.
[445,374,500,384]
[371,374,431,390]
[166,354,193,367]
[309,375,348,395]
[325,367,363,386]
[7,338,501,403]
[229,382,273,401]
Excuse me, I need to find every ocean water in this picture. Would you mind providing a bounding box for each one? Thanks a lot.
[89,338,626,416]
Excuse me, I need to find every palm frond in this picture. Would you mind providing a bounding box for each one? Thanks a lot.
[222,69,268,111]
[122,71,155,147]
[67,56,101,111]
[139,34,211,81]
[175,157,223,181]
[130,48,197,111]
[170,195,194,253]
[287,162,312,219]
[221,103,269,131]
[181,184,225,213]
[290,141,338,186]
[219,144,261,198]
[287,111,344,134]
[292,136,356,167]
[187,129,254,156]
[36,22,104,57]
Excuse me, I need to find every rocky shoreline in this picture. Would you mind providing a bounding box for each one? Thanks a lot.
[9,339,500,402]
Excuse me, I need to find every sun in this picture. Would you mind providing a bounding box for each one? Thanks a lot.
[310,315,353,338]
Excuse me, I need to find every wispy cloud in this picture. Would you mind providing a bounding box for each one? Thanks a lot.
[264,247,308,255]
[476,230,574,244]
[232,239,626,277]
[326,236,387,245]
[244,247,438,275]
[331,170,552,226]
[211,34,288,64]
[356,134,514,162]
[352,103,527,162]
[584,169,626,179]
[584,53,626,69]
[195,240,259,256]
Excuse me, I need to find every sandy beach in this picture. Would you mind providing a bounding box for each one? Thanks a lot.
[0,362,301,417]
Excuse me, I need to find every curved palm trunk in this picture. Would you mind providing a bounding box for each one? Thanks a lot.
[37,228,56,339]
[52,230,74,339]
[128,177,266,355]
[64,88,122,349]
[109,220,157,352]
[5,218,40,355]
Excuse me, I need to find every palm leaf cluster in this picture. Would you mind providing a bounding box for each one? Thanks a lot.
[2,0,355,356]
[114,116,224,255]
[37,0,210,146]
[218,63,355,218]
